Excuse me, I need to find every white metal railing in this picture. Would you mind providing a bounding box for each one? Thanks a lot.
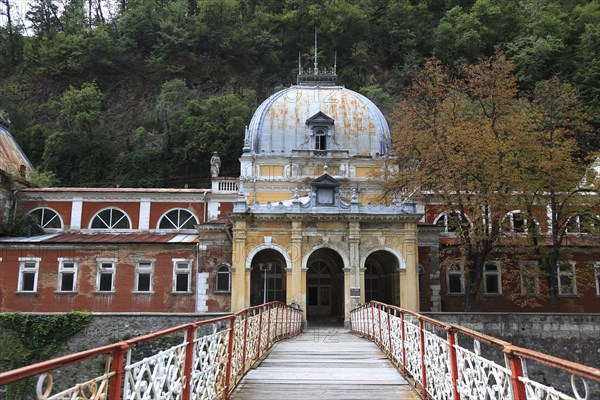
[351,301,600,400]
[0,302,302,399]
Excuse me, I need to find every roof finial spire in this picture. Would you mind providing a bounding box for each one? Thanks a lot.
[298,52,302,75]
[334,51,337,75]
[314,28,318,74]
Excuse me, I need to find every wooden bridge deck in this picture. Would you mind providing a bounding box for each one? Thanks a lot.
[230,326,420,399]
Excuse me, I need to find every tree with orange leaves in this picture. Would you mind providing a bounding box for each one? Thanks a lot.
[514,76,596,312]
[389,49,529,311]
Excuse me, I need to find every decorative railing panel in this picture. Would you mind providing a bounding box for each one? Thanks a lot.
[0,302,302,400]
[350,301,600,400]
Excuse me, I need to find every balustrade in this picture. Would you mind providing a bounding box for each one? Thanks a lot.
[0,302,302,399]
[350,301,600,400]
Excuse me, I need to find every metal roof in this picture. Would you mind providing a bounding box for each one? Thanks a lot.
[245,85,391,158]
[0,233,199,244]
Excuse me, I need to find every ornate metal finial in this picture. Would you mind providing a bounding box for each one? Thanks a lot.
[324,164,329,174]
[314,29,318,74]
[334,51,337,75]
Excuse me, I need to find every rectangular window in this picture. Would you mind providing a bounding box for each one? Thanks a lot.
[483,263,502,294]
[446,263,464,294]
[18,258,40,292]
[520,262,539,296]
[173,259,192,293]
[216,265,231,292]
[557,262,576,295]
[58,258,78,292]
[135,261,153,292]
[96,259,116,292]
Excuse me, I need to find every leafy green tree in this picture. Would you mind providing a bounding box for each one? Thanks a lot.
[43,82,114,185]
[174,91,254,186]
[575,23,600,121]
[433,6,484,63]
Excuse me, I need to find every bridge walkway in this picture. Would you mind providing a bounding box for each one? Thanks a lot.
[230,326,420,399]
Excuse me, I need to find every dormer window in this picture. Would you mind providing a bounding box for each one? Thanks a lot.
[306,111,334,155]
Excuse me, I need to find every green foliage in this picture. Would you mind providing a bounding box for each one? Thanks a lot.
[0,0,597,187]
[3,213,45,237]
[0,312,92,398]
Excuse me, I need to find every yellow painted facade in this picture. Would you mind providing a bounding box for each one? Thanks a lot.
[231,81,421,324]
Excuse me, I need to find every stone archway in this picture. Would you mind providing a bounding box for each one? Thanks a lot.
[249,249,287,306]
[306,248,345,322]
[364,250,400,306]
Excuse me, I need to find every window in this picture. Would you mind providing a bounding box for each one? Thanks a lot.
[557,262,576,295]
[446,262,464,294]
[29,208,63,230]
[502,210,528,233]
[483,263,502,294]
[566,215,599,235]
[58,259,78,292]
[90,208,131,230]
[595,262,600,296]
[173,259,192,292]
[18,258,40,292]
[520,262,540,296]
[96,259,116,292]
[216,264,231,292]
[434,211,469,233]
[315,129,327,151]
[158,209,198,230]
[135,261,154,292]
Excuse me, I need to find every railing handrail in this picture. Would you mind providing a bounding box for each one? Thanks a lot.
[351,300,600,400]
[0,301,302,399]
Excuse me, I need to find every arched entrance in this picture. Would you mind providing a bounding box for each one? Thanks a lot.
[306,248,344,322]
[250,249,286,306]
[364,250,400,305]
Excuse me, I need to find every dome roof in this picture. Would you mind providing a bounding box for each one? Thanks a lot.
[244,85,390,158]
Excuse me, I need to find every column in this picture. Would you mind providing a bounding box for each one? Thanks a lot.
[231,220,248,311]
[288,220,304,312]
[347,221,361,322]
[403,235,419,311]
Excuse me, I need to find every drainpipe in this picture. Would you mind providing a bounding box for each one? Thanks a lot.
[196,241,201,313]
[203,192,207,223]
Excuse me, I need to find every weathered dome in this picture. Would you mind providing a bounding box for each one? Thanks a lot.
[244,85,390,158]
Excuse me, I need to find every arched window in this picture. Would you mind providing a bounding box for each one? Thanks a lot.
[29,207,63,229]
[434,211,469,232]
[566,215,599,234]
[216,264,231,292]
[158,208,198,230]
[90,208,131,230]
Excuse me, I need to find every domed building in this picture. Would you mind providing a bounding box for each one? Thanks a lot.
[229,65,421,324]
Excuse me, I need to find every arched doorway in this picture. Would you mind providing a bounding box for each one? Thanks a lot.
[250,249,286,306]
[306,248,344,322]
[364,250,400,305]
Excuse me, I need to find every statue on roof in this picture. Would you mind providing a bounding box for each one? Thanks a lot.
[210,151,221,178]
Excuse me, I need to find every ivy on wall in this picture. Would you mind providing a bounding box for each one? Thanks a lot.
[0,312,92,397]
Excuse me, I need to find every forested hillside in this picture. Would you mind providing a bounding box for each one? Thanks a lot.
[0,0,599,188]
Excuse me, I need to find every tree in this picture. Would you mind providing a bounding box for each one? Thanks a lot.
[515,76,596,312]
[389,50,526,311]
